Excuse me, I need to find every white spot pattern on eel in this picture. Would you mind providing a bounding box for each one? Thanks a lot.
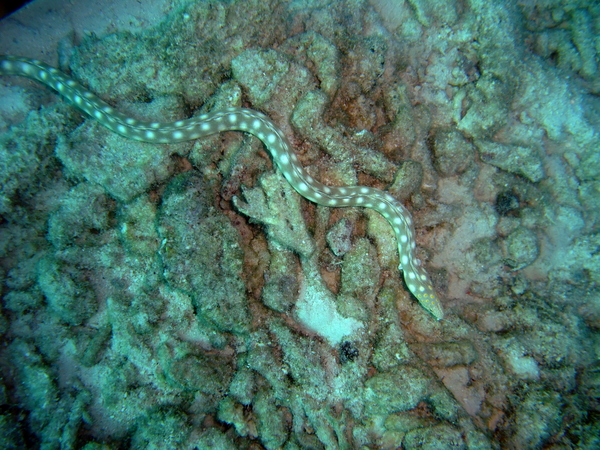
[0,55,444,320]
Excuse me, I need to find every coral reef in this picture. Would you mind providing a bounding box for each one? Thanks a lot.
[1,0,599,449]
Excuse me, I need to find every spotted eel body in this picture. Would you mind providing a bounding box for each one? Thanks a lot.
[0,55,444,320]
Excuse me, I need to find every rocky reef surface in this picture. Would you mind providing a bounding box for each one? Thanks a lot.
[0,0,599,448]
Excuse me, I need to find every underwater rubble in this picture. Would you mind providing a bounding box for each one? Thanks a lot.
[0,0,599,448]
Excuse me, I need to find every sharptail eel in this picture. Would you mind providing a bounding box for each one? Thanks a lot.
[0,55,444,320]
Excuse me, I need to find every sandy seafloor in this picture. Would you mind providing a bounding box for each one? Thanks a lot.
[0,0,599,448]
